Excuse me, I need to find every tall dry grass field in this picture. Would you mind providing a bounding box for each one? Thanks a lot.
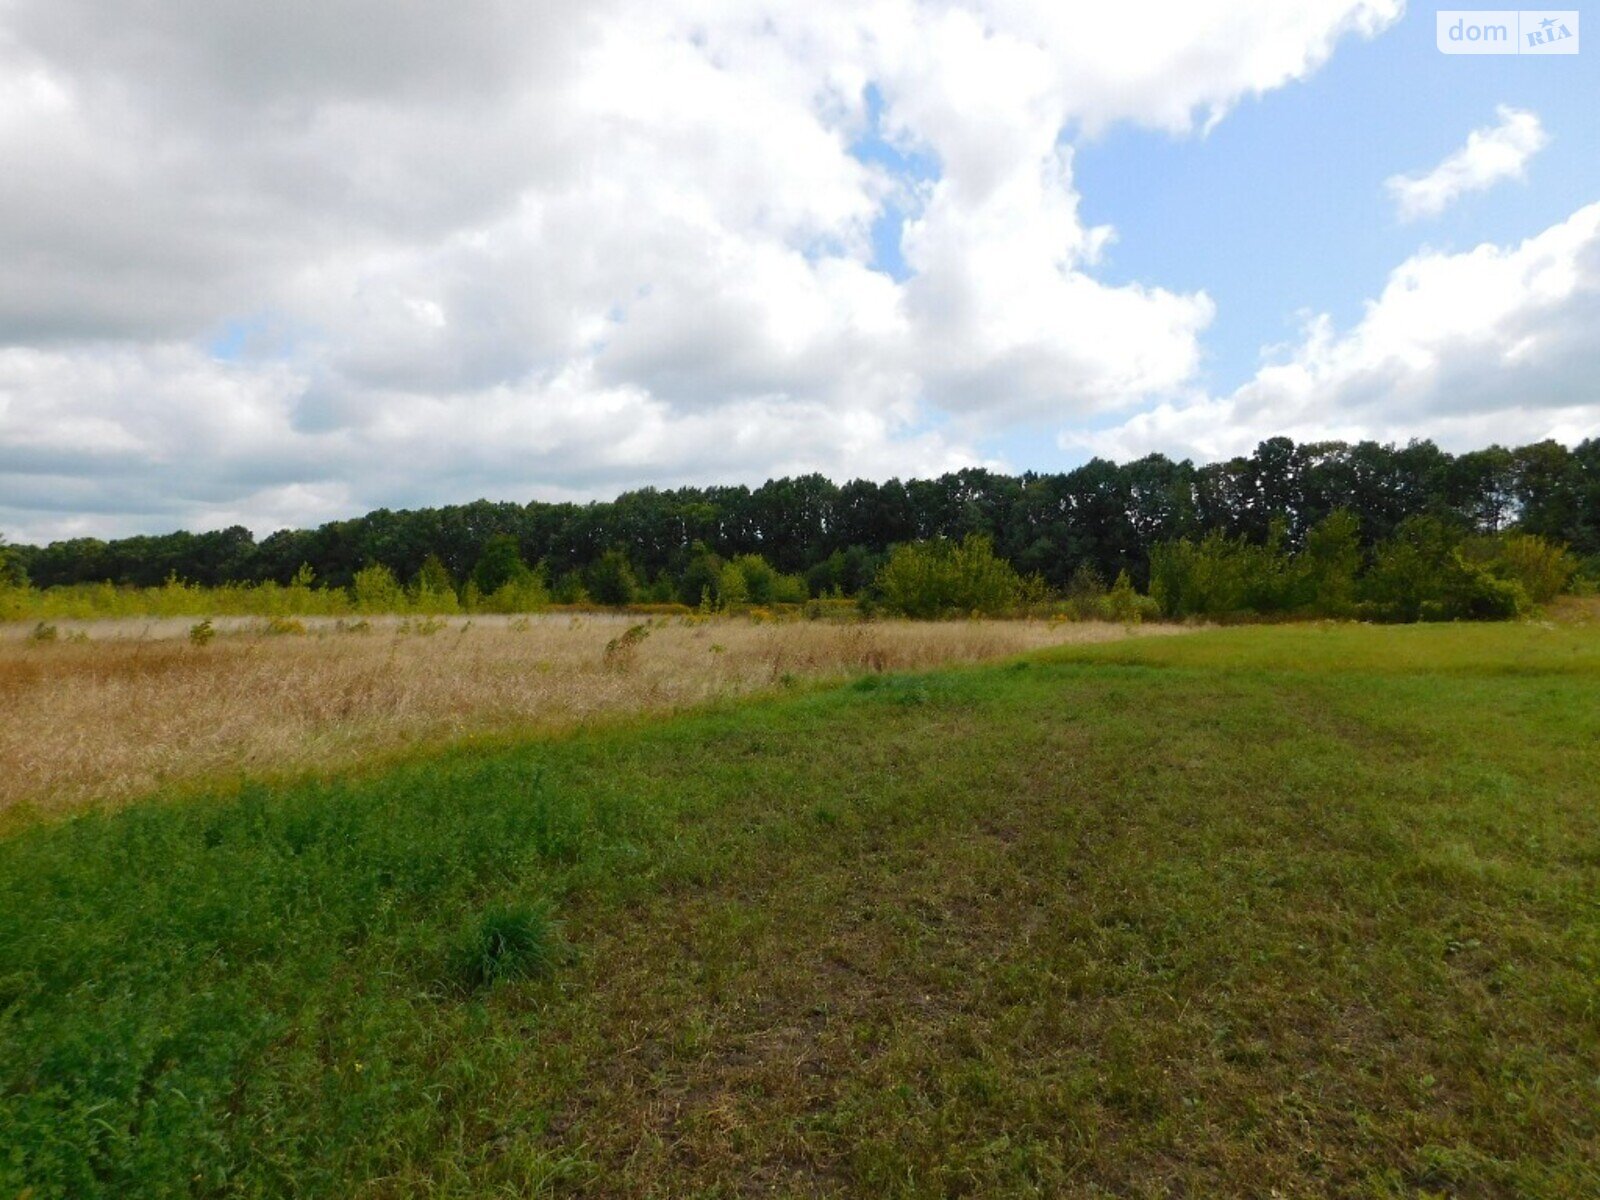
[0,614,1176,819]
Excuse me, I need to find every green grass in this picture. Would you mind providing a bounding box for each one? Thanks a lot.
[2,622,1598,1197]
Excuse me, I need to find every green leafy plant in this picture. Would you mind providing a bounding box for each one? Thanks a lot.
[351,562,406,613]
[875,535,1025,618]
[471,534,534,598]
[453,905,559,991]
[585,549,639,607]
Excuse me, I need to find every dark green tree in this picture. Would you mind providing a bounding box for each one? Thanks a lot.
[471,534,532,595]
[585,548,638,606]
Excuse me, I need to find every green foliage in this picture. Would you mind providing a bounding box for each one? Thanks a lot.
[453,906,558,991]
[714,553,808,607]
[471,534,532,597]
[805,545,884,599]
[411,554,460,613]
[716,560,750,609]
[7,436,1587,625]
[14,435,1600,610]
[475,573,551,615]
[731,554,775,604]
[27,620,58,643]
[1147,509,1550,623]
[551,570,589,605]
[350,562,405,613]
[1100,570,1158,624]
[1062,563,1107,620]
[677,543,723,608]
[0,758,598,1196]
[1149,528,1292,618]
[585,549,638,607]
[188,619,215,647]
[1292,508,1362,613]
[2,624,1597,1194]
[1460,532,1576,605]
[876,535,1025,618]
[1362,516,1529,622]
[0,576,359,621]
[0,535,28,589]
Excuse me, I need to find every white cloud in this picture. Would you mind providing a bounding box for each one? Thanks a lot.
[0,2,1404,539]
[0,343,991,542]
[1386,105,1549,221]
[1071,203,1600,463]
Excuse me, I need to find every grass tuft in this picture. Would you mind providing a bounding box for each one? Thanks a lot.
[454,904,560,991]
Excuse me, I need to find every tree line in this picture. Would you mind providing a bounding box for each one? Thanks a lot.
[5,437,1598,607]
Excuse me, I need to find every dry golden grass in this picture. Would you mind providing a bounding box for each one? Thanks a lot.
[1548,593,1600,625]
[0,613,1179,819]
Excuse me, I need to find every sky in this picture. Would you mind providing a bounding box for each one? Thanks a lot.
[0,1,1596,543]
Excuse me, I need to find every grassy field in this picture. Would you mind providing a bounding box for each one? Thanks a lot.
[2,618,1597,1197]
[0,614,1171,821]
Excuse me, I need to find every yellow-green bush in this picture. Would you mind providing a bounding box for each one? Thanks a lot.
[875,535,1025,618]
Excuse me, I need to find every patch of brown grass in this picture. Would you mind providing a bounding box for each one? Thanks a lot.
[0,614,1179,820]
[1547,594,1600,625]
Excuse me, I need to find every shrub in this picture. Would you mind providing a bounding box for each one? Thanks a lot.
[1099,570,1158,623]
[876,535,1026,618]
[471,534,532,597]
[1461,533,1576,605]
[285,563,321,613]
[477,574,551,614]
[0,582,27,622]
[410,555,461,614]
[351,562,406,613]
[716,561,750,609]
[713,554,805,607]
[585,549,638,607]
[1291,509,1362,614]
[1150,526,1293,619]
[643,574,676,603]
[1064,564,1107,620]
[1442,559,1527,621]
[603,623,651,670]
[551,571,588,605]
[0,536,27,588]
[189,619,216,647]
[1363,516,1529,622]
[677,543,723,608]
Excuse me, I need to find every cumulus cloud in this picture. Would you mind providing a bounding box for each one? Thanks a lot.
[1070,203,1600,463]
[1386,105,1549,221]
[0,1,1405,539]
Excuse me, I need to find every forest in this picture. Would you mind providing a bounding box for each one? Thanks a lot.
[4,436,1596,619]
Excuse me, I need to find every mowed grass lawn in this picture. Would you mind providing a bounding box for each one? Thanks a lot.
[2,622,1597,1198]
